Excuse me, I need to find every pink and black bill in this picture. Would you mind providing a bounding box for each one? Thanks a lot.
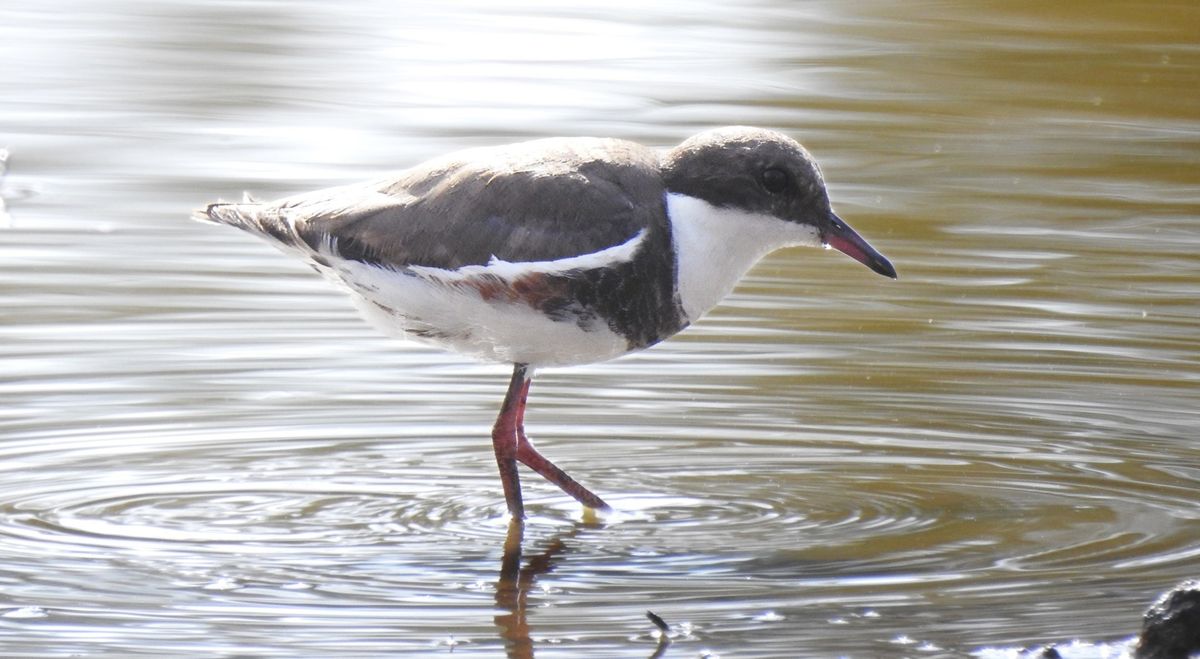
[822,212,897,279]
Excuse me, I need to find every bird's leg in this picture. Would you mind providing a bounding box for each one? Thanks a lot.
[492,363,529,519]
[513,374,611,513]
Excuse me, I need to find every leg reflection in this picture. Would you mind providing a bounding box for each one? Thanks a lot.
[494,518,568,659]
[492,518,670,658]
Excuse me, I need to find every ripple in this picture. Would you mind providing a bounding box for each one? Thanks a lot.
[3,394,1196,602]
[12,482,417,546]
[0,427,523,569]
[559,432,1200,587]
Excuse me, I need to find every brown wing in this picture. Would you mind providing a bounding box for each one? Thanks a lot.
[266,137,668,270]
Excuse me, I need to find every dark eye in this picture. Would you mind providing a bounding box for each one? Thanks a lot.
[761,167,789,194]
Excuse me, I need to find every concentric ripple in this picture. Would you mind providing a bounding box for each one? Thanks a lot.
[0,426,520,564]
[550,424,1200,586]
[2,394,1197,658]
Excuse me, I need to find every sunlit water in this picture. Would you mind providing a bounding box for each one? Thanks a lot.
[2,1,1198,657]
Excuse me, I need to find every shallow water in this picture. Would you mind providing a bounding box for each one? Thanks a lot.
[2,0,1198,657]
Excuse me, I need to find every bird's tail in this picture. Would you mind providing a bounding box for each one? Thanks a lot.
[191,194,296,246]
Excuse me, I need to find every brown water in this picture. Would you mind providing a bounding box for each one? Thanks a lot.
[2,1,1198,657]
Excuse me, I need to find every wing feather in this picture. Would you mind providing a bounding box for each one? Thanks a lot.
[205,137,668,271]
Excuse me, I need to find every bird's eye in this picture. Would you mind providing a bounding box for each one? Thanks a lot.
[761,167,789,194]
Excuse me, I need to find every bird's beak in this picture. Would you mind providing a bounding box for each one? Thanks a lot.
[822,212,897,279]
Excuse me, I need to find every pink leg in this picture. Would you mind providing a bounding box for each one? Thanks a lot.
[492,364,528,518]
[512,370,610,512]
[492,364,610,518]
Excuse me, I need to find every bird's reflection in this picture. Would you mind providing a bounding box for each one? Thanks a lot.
[493,519,557,659]
[492,517,671,659]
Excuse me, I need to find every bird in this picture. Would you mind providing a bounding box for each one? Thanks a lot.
[194,126,896,519]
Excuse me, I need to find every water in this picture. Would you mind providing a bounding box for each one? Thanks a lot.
[2,1,1198,657]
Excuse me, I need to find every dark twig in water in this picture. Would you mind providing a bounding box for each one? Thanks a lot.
[646,610,669,634]
[645,610,671,659]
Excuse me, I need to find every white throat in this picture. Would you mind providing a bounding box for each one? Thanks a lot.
[666,192,822,322]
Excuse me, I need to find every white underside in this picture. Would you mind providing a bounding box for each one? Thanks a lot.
[317,230,648,368]
[665,193,822,322]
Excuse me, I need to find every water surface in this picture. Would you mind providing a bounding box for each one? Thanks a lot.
[2,1,1198,657]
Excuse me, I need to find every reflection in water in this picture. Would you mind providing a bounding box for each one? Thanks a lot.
[495,520,542,659]
[492,521,681,659]
[494,518,671,659]
[493,517,674,659]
